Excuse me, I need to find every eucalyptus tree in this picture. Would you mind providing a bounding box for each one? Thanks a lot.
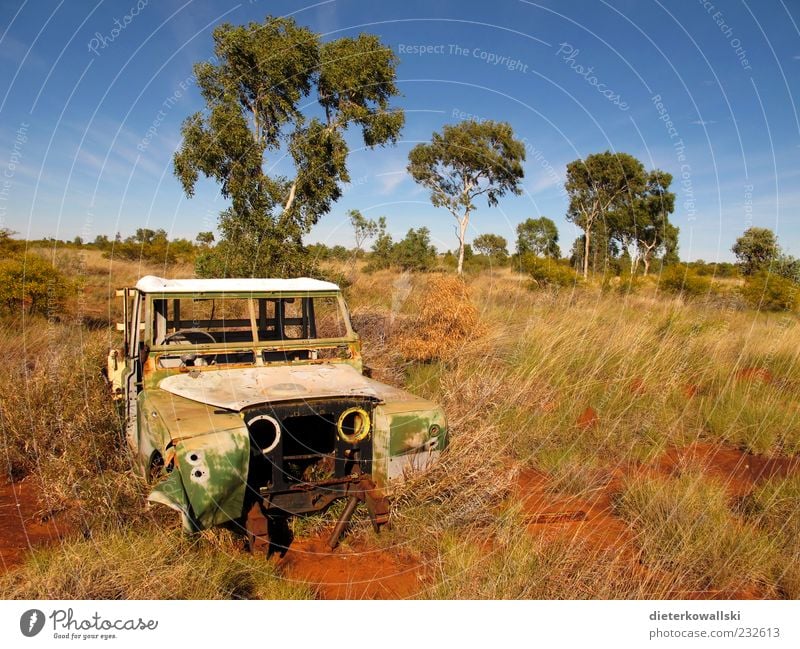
[173,16,404,277]
[565,151,646,278]
[633,170,677,275]
[516,216,560,258]
[732,227,778,276]
[407,120,525,275]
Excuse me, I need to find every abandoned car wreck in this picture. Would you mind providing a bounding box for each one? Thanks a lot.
[106,276,447,552]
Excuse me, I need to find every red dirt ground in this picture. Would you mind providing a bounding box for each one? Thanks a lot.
[0,480,71,573]
[734,367,774,384]
[277,536,428,599]
[2,441,798,598]
[576,406,600,429]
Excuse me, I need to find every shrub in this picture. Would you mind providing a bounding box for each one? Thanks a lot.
[395,274,481,362]
[740,271,799,311]
[657,264,710,298]
[0,253,72,316]
[519,254,580,288]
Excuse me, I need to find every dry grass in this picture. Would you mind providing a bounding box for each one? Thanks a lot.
[0,524,310,599]
[395,274,482,362]
[616,471,779,594]
[2,258,800,599]
[345,268,800,598]
[0,318,145,528]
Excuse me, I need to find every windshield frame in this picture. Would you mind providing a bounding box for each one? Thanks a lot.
[144,290,356,353]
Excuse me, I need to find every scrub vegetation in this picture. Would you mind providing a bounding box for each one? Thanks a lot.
[1,246,798,600]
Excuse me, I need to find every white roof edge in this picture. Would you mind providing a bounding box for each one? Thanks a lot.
[135,275,340,293]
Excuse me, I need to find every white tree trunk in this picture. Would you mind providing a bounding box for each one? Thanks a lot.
[457,212,469,276]
[582,226,591,279]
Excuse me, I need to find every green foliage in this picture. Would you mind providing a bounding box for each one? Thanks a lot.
[392,227,437,271]
[0,228,23,255]
[688,260,738,277]
[772,253,800,282]
[741,270,799,311]
[306,242,352,262]
[564,153,678,277]
[628,170,678,274]
[732,227,778,276]
[565,151,646,277]
[366,235,394,271]
[173,16,404,278]
[408,120,525,274]
[0,253,72,316]
[349,210,383,253]
[516,216,559,258]
[102,228,198,265]
[520,253,580,288]
[472,233,508,261]
[657,264,711,298]
[196,231,215,246]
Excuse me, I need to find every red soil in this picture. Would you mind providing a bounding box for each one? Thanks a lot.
[629,377,647,395]
[654,441,800,495]
[734,367,774,384]
[576,406,599,429]
[514,442,800,599]
[2,441,797,599]
[277,535,427,599]
[0,480,71,573]
[515,468,633,556]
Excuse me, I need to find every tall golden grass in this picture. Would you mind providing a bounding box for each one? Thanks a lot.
[2,257,799,599]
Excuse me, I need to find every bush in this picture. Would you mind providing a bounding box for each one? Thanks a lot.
[0,253,73,316]
[395,274,481,362]
[740,271,799,312]
[657,264,710,297]
[519,254,580,288]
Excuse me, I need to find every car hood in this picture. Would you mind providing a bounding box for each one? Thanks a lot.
[158,363,413,411]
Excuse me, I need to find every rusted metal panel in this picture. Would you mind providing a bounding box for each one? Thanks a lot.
[158,363,418,411]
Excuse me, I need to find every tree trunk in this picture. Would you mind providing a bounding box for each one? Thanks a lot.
[582,227,591,279]
[456,212,469,276]
[643,255,651,276]
[283,180,298,215]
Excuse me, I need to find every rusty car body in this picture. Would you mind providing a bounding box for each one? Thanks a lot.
[107,276,446,550]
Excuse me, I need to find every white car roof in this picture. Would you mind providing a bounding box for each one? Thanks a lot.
[135,275,340,294]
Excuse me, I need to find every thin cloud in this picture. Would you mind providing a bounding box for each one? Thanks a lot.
[691,119,717,126]
[374,170,408,195]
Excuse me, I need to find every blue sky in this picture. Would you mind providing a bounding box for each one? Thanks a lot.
[0,0,798,261]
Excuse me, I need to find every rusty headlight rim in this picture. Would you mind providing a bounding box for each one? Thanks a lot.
[337,407,371,443]
[429,424,441,437]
